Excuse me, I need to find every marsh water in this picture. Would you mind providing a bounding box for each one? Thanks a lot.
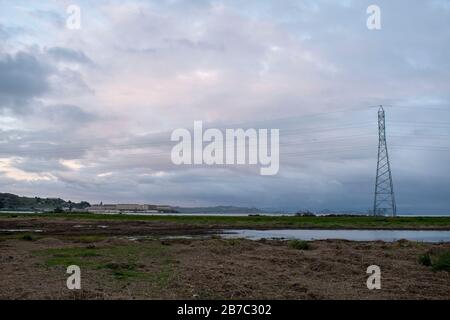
[222,229,450,243]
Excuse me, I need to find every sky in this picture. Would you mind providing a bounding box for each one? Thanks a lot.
[0,0,449,214]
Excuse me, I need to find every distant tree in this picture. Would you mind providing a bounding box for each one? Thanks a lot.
[80,201,90,208]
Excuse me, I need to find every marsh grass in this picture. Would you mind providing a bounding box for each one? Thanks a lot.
[419,250,450,272]
[3,212,450,229]
[432,251,450,272]
[418,253,432,267]
[288,240,310,250]
[21,234,34,241]
[63,235,108,243]
[34,242,174,286]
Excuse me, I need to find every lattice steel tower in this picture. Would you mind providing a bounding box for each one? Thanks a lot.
[373,106,397,217]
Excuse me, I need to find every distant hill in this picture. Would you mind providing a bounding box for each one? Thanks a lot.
[0,193,90,211]
[174,206,264,214]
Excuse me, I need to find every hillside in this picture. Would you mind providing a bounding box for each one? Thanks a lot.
[175,205,264,214]
[0,193,90,211]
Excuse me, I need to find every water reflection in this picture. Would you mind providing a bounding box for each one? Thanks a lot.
[222,229,450,243]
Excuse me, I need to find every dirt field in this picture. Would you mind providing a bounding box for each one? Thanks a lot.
[0,217,449,300]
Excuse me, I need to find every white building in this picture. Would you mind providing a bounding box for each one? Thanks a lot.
[87,203,176,213]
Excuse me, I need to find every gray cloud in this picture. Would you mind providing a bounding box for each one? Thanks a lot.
[0,51,51,112]
[37,104,98,124]
[0,24,8,40]
[0,24,24,40]
[46,47,92,64]
[27,9,65,29]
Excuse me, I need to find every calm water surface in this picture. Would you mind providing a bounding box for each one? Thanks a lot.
[222,229,450,243]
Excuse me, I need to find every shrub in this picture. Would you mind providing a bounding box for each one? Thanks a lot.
[21,234,34,241]
[419,250,450,273]
[432,251,450,272]
[418,253,432,267]
[288,240,310,250]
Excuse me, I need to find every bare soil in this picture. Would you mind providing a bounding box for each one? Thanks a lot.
[0,217,218,237]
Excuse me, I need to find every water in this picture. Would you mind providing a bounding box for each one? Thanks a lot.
[222,229,450,243]
[0,229,43,233]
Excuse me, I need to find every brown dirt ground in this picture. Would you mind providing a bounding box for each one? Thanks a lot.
[0,218,449,300]
[0,217,218,237]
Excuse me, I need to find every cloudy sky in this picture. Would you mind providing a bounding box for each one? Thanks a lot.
[0,0,449,214]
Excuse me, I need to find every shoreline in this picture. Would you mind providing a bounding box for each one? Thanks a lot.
[1,216,450,243]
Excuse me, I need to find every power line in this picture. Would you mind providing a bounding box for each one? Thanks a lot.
[384,105,450,112]
[1,105,450,159]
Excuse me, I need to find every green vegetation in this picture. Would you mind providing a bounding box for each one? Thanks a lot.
[21,234,34,241]
[34,243,174,286]
[419,250,450,272]
[0,193,89,211]
[0,232,41,242]
[3,212,450,229]
[288,240,310,250]
[37,247,101,267]
[432,251,450,272]
[223,239,242,246]
[418,253,432,266]
[63,235,108,243]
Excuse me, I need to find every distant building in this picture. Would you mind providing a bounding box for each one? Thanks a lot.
[87,203,177,213]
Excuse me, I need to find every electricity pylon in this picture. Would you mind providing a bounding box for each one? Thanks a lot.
[373,106,397,217]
